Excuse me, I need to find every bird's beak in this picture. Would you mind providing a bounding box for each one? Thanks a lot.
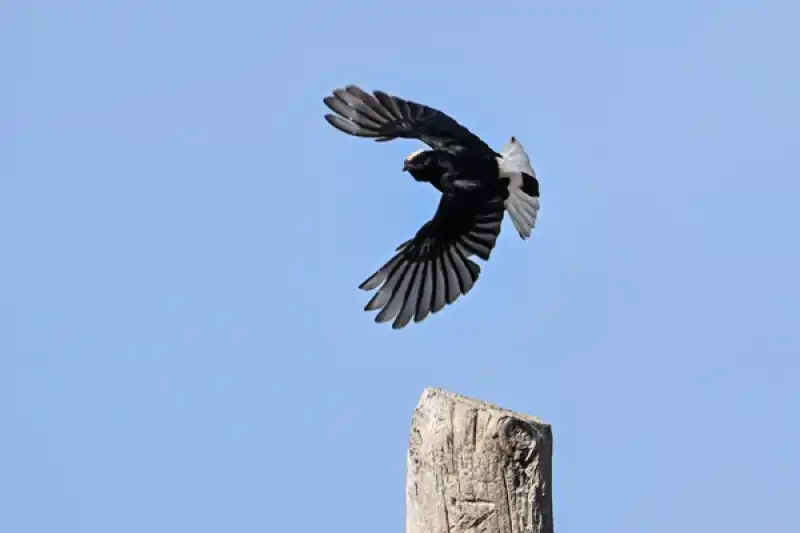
[402,161,410,172]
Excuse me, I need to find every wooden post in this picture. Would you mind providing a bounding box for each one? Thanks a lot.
[407,388,554,533]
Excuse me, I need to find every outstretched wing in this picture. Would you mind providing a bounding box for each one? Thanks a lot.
[323,85,497,158]
[359,191,507,329]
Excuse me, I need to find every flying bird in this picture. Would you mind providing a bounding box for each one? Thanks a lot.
[323,85,540,329]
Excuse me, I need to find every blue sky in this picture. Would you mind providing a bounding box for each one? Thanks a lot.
[2,1,799,532]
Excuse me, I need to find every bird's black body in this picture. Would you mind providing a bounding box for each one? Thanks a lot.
[404,149,504,196]
[323,85,540,329]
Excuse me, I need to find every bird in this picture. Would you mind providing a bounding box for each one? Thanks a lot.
[323,85,540,329]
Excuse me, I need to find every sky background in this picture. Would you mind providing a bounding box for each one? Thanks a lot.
[2,1,799,532]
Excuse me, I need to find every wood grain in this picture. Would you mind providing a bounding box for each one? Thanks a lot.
[407,388,554,533]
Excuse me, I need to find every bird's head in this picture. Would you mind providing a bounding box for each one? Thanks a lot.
[402,149,435,172]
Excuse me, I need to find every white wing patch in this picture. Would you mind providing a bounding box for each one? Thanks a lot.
[497,137,540,240]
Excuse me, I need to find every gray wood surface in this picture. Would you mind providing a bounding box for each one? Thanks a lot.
[407,388,554,533]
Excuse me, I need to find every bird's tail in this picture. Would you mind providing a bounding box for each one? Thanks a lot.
[497,137,540,239]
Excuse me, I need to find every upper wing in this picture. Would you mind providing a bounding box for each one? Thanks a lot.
[323,85,497,158]
[358,191,507,329]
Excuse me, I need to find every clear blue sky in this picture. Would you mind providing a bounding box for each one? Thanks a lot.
[3,1,798,532]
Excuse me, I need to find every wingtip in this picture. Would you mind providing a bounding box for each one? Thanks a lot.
[391,318,410,330]
[327,84,362,94]
[358,273,378,291]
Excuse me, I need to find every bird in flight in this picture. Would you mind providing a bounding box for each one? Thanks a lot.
[323,85,540,329]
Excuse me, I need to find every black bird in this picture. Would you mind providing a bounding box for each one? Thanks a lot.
[323,85,540,329]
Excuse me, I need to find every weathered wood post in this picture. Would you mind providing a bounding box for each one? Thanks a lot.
[407,388,554,533]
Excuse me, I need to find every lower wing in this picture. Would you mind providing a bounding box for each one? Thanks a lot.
[359,191,506,329]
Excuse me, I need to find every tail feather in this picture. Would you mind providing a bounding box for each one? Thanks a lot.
[497,137,540,239]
